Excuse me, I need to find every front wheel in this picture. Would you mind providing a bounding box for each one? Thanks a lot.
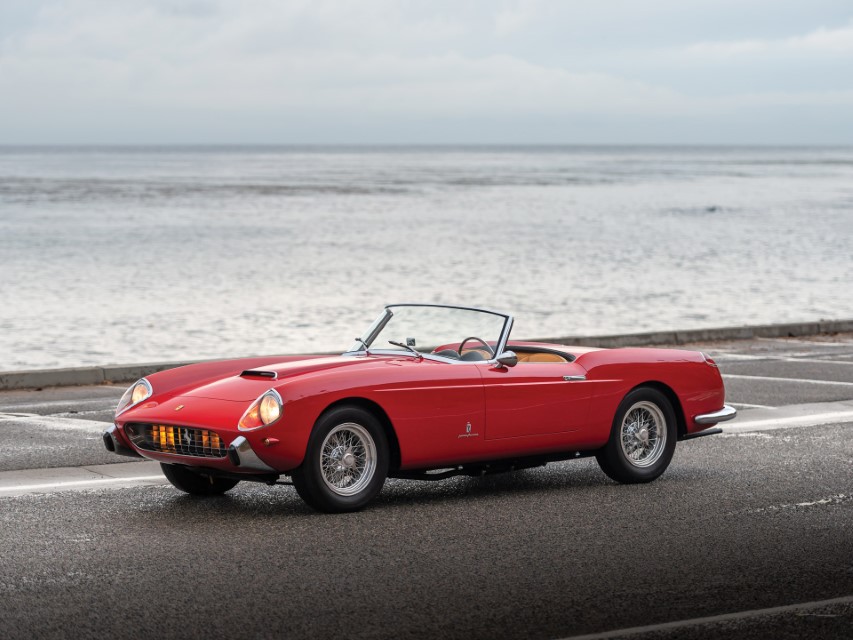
[160,463,240,495]
[292,406,389,513]
[596,387,677,484]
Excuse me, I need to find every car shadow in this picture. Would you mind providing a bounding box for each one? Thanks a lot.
[128,459,720,520]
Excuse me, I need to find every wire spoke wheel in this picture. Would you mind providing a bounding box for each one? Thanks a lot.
[619,401,667,468]
[319,422,377,496]
[596,387,676,484]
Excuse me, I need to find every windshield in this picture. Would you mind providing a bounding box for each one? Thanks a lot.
[349,305,511,360]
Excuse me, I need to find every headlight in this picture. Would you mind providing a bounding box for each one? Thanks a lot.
[239,390,283,431]
[259,393,281,424]
[116,378,152,416]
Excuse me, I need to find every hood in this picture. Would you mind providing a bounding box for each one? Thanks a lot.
[180,355,378,401]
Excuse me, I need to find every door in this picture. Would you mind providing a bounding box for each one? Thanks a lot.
[479,361,591,440]
[371,357,487,467]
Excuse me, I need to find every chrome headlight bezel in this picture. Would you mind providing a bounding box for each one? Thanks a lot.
[238,389,284,431]
[115,378,153,416]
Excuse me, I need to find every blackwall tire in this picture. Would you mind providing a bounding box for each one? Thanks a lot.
[595,387,677,484]
[292,406,389,513]
[160,463,240,495]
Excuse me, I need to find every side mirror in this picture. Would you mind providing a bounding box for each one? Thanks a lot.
[494,351,518,368]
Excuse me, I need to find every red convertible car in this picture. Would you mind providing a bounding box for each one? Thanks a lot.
[104,304,736,512]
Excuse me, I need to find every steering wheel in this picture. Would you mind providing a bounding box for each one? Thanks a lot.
[458,336,495,357]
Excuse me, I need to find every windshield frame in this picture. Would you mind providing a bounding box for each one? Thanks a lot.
[345,303,514,363]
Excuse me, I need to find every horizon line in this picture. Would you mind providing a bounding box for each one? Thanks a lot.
[2,142,853,149]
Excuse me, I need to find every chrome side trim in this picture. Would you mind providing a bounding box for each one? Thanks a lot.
[228,436,277,472]
[694,405,737,425]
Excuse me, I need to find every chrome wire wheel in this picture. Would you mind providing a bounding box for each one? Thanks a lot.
[319,422,377,496]
[619,401,667,468]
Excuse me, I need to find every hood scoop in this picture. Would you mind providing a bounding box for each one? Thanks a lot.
[240,370,278,379]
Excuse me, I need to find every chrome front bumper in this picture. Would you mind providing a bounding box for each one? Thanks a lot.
[103,425,276,473]
[102,424,142,458]
[695,405,737,425]
[227,436,276,473]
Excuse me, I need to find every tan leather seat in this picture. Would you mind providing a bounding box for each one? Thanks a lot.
[515,352,568,363]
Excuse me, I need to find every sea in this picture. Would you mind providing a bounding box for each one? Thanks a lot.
[1,145,851,371]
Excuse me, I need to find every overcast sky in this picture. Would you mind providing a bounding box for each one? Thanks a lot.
[1,0,852,144]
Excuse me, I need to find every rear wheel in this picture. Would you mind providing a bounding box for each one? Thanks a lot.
[292,406,389,513]
[595,387,677,483]
[160,463,240,495]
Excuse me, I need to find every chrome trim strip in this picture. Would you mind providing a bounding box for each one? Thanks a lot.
[342,350,493,365]
[363,307,394,347]
[385,302,510,319]
[229,436,277,472]
[694,404,738,425]
[496,314,514,357]
[350,304,514,358]
[133,449,228,464]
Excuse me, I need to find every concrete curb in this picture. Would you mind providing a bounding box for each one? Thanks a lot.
[533,318,853,349]
[0,360,197,392]
[1,319,851,391]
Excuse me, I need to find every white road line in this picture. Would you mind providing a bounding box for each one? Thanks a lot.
[0,414,111,432]
[783,358,853,365]
[729,402,776,410]
[0,475,165,493]
[557,594,853,640]
[723,373,853,387]
[724,410,853,431]
[715,353,853,365]
[0,398,118,409]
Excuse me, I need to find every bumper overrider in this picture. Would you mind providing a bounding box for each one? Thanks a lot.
[694,404,737,425]
[102,424,276,473]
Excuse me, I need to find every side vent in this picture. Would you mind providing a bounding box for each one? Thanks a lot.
[240,370,277,379]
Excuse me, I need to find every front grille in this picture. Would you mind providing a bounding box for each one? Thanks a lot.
[124,423,228,458]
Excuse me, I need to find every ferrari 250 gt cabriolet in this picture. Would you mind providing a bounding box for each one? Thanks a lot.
[103,304,736,512]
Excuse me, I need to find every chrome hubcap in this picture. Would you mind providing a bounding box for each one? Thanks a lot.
[620,401,666,468]
[320,423,377,496]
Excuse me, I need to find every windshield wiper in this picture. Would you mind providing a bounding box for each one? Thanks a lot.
[388,340,422,359]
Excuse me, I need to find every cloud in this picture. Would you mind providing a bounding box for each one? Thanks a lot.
[493,0,539,37]
[688,22,853,57]
[0,1,688,117]
[1,1,853,142]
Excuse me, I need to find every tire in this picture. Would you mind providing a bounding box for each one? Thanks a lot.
[160,463,240,496]
[595,387,677,484]
[292,406,389,513]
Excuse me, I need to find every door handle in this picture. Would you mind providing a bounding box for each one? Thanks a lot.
[563,375,586,381]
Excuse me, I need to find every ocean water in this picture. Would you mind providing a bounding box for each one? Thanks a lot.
[1,145,851,371]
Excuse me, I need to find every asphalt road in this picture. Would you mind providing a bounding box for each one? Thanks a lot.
[1,334,852,639]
